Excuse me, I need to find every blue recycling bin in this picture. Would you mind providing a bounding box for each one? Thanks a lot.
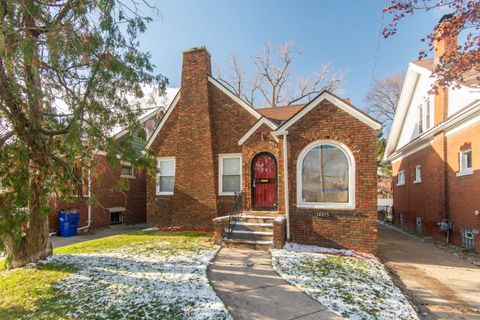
[58,211,80,237]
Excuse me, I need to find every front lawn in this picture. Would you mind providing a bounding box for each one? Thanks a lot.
[271,243,418,320]
[0,231,231,320]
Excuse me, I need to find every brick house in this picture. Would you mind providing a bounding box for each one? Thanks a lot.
[385,16,480,252]
[47,101,170,233]
[145,47,381,254]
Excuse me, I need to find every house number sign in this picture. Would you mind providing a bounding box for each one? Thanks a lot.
[315,211,330,218]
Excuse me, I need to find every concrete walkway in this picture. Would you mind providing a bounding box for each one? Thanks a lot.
[51,223,146,248]
[208,248,341,320]
[378,223,480,320]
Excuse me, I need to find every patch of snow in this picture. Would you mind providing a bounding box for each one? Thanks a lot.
[271,244,418,320]
[142,227,159,231]
[34,241,231,320]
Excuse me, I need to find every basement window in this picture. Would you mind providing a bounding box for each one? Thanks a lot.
[457,149,473,177]
[111,211,123,225]
[462,227,475,250]
[397,170,405,186]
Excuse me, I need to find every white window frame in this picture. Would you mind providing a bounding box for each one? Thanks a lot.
[156,157,176,195]
[296,140,355,210]
[218,153,242,196]
[413,165,422,184]
[397,170,406,186]
[120,162,135,179]
[457,149,473,177]
[417,98,433,135]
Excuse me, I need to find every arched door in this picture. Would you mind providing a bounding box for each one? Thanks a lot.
[252,153,277,210]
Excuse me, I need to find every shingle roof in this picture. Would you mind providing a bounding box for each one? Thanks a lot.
[411,58,479,87]
[256,104,305,123]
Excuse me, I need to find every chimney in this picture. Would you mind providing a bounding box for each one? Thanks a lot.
[433,14,457,125]
[434,14,457,67]
[174,47,218,226]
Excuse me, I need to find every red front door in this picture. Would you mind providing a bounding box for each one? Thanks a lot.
[252,153,277,210]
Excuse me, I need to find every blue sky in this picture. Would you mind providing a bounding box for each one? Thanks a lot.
[137,0,448,109]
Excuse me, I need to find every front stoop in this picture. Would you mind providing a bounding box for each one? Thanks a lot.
[214,212,286,250]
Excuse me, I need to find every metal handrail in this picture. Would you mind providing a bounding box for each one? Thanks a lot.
[227,192,243,239]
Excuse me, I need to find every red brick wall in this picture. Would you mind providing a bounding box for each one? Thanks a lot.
[446,122,480,251]
[286,100,378,254]
[49,154,146,232]
[392,122,480,252]
[392,138,446,237]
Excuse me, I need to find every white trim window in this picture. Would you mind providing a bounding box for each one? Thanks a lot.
[457,149,473,177]
[297,140,355,209]
[413,165,422,183]
[417,98,433,135]
[219,153,242,196]
[156,157,175,195]
[397,170,406,186]
[120,162,135,178]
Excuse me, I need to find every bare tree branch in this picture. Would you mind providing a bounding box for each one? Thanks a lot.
[216,41,346,107]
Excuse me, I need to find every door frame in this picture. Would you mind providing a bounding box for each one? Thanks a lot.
[251,152,278,211]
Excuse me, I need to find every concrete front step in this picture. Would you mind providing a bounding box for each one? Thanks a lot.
[228,230,273,241]
[236,215,277,224]
[222,238,273,250]
[227,221,273,232]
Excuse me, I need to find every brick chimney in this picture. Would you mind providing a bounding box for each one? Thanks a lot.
[173,47,218,227]
[434,14,457,67]
[433,14,457,125]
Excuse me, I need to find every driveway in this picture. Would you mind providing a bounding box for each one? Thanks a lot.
[51,223,146,248]
[377,223,480,320]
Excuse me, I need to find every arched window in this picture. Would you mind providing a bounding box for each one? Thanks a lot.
[297,140,355,209]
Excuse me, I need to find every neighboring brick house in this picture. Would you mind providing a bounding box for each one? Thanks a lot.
[47,100,171,233]
[145,46,381,254]
[385,16,480,252]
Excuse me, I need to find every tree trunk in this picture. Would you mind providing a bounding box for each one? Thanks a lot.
[5,172,52,269]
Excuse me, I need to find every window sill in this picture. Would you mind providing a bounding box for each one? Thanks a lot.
[413,180,421,184]
[297,202,355,210]
[120,175,136,179]
[219,192,239,196]
[396,183,405,186]
[156,192,174,196]
[456,169,473,177]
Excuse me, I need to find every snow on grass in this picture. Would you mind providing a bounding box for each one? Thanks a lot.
[271,243,418,320]
[7,232,231,320]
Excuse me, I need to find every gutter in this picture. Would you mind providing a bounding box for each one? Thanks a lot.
[77,168,92,231]
[282,133,290,240]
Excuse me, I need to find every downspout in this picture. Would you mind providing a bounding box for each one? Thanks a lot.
[283,133,290,240]
[78,168,92,231]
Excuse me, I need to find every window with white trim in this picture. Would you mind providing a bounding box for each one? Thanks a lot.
[120,163,134,178]
[219,154,242,195]
[457,149,473,176]
[417,98,433,135]
[414,165,421,183]
[397,170,405,186]
[297,141,355,209]
[156,157,175,195]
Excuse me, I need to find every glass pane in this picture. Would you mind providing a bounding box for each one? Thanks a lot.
[223,157,240,175]
[159,176,174,193]
[159,159,174,176]
[121,165,133,176]
[302,145,349,203]
[222,175,241,193]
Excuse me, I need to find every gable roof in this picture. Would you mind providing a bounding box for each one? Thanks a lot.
[257,104,305,123]
[144,90,181,150]
[412,58,479,88]
[207,76,262,120]
[273,91,382,134]
[238,117,278,145]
